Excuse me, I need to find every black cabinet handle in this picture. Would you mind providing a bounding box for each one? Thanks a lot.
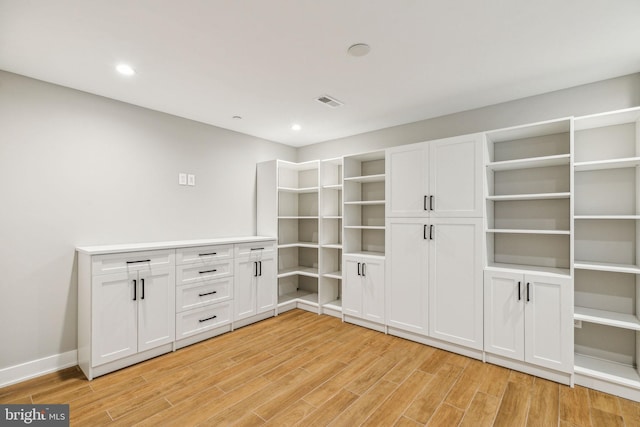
[517,281,521,301]
[251,247,265,251]
[141,278,145,300]
[199,315,217,323]
[424,224,428,240]
[424,195,428,211]
[357,262,361,276]
[430,225,434,240]
[259,261,262,276]
[132,279,137,301]
[362,263,366,277]
[198,252,217,256]
[126,259,151,264]
[526,282,531,302]
[253,261,258,277]
[430,195,434,211]
[199,269,217,274]
[198,290,217,297]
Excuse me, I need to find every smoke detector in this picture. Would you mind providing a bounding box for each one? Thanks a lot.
[316,95,344,108]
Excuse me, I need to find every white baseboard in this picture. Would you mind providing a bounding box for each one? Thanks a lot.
[0,350,78,388]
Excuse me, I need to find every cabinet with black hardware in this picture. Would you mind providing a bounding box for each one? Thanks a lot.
[342,254,385,329]
[484,270,572,373]
[233,241,276,324]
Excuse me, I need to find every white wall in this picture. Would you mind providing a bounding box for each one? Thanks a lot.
[0,71,295,371]
[297,73,640,161]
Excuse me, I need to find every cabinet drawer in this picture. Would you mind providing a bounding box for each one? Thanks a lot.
[235,241,276,258]
[176,277,232,312]
[92,250,175,276]
[176,260,232,285]
[176,245,233,265]
[176,302,231,339]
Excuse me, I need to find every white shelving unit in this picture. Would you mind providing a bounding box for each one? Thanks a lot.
[485,118,573,277]
[319,157,343,318]
[573,107,640,400]
[343,151,386,257]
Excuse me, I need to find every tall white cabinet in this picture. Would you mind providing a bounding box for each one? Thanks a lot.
[386,134,484,356]
[572,107,640,400]
[483,119,574,383]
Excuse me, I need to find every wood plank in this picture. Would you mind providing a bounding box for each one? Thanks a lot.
[427,403,464,426]
[394,416,423,426]
[560,385,592,427]
[330,380,399,427]
[298,389,359,425]
[588,388,622,415]
[109,398,172,426]
[263,399,316,426]
[493,380,531,427]
[527,377,559,427]
[590,408,624,427]
[403,364,460,423]
[477,363,510,397]
[619,397,640,426]
[459,392,500,427]
[344,356,398,395]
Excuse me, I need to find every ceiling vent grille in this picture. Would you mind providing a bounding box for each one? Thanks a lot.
[316,95,344,108]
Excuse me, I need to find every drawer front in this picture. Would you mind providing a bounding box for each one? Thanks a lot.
[176,302,231,339]
[92,250,175,275]
[176,245,233,265]
[176,260,233,285]
[235,241,276,259]
[176,277,233,312]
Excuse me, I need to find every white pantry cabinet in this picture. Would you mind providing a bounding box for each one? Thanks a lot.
[234,242,277,321]
[484,270,573,373]
[343,254,385,324]
[386,217,483,349]
[386,134,482,218]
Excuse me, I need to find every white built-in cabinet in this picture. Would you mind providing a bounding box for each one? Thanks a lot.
[234,242,276,321]
[343,255,385,324]
[572,107,640,400]
[386,134,483,354]
[484,270,573,373]
[386,134,483,218]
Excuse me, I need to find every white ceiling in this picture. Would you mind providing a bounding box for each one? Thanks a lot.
[1,0,639,147]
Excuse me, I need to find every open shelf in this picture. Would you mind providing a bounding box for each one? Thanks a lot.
[574,306,640,331]
[575,353,640,389]
[574,261,640,274]
[323,270,342,280]
[575,157,640,172]
[278,290,319,306]
[323,299,342,310]
[277,242,318,249]
[343,250,385,259]
[322,243,342,249]
[487,154,570,171]
[322,184,343,190]
[344,225,386,230]
[344,173,385,183]
[278,216,319,220]
[486,262,571,278]
[278,186,319,193]
[487,192,570,201]
[344,200,385,205]
[575,215,640,220]
[277,267,319,278]
[487,229,570,235]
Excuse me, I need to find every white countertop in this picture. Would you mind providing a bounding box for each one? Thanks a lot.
[76,236,276,255]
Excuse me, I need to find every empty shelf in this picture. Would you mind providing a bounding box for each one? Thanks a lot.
[344,174,385,183]
[344,200,386,205]
[574,306,640,331]
[574,157,640,172]
[574,261,640,274]
[277,267,319,278]
[574,215,640,220]
[278,186,319,193]
[487,229,570,235]
[575,353,640,389]
[486,262,570,278]
[487,154,570,171]
[321,243,343,249]
[344,225,385,230]
[278,242,319,249]
[487,192,570,201]
[323,270,342,280]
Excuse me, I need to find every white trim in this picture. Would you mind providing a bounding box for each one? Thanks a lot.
[0,350,78,388]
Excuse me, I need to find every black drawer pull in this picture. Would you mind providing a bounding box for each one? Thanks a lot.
[141,278,145,300]
[198,252,217,256]
[199,269,218,274]
[199,315,217,323]
[198,291,217,297]
[133,279,137,301]
[126,259,151,264]
[250,247,265,251]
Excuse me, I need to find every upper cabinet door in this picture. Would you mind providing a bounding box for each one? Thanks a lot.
[430,134,483,218]
[386,142,429,217]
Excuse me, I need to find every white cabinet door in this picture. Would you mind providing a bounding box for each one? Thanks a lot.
[484,270,525,360]
[92,272,138,366]
[342,256,363,317]
[386,218,429,334]
[429,218,483,349]
[430,134,482,218]
[525,274,573,372]
[234,257,257,320]
[386,142,429,217]
[256,257,277,313]
[138,267,175,352]
[361,257,385,323]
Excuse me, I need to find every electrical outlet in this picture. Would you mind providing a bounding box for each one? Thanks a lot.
[178,173,187,185]
[574,319,582,328]
[187,174,195,186]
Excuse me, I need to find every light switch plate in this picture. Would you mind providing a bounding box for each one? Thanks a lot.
[178,173,187,185]
[187,174,195,186]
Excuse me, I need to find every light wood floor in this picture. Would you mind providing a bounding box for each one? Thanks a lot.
[1,310,638,426]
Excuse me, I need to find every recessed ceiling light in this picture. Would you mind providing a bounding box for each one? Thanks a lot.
[116,63,136,76]
[347,43,371,57]
[291,123,302,131]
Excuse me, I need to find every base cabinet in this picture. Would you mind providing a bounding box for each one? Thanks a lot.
[234,243,277,321]
[343,255,385,323]
[484,270,573,373]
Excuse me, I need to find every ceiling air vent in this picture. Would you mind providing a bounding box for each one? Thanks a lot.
[316,95,344,108]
